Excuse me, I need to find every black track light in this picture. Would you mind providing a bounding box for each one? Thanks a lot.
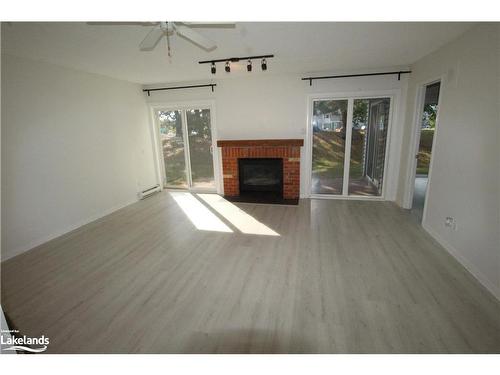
[199,55,274,73]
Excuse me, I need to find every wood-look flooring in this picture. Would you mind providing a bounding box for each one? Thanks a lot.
[2,191,500,353]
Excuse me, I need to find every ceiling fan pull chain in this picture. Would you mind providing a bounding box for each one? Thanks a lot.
[166,23,172,58]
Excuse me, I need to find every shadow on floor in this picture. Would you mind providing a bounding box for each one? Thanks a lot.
[182,329,312,354]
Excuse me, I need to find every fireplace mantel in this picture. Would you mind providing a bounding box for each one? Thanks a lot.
[217,139,304,147]
[217,138,303,203]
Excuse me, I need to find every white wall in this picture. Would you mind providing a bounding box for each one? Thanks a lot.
[145,71,408,200]
[1,54,157,260]
[397,24,500,299]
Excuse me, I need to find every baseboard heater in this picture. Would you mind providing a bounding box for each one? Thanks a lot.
[138,184,161,200]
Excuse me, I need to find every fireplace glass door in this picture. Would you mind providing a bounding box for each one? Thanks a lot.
[239,158,283,194]
[154,107,216,191]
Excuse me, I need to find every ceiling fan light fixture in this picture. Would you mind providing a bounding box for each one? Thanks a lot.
[247,60,252,72]
[225,61,231,73]
[261,58,267,71]
[211,62,216,74]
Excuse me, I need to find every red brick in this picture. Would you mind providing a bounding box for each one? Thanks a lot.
[219,141,302,199]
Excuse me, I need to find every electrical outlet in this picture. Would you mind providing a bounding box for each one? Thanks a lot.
[445,216,457,231]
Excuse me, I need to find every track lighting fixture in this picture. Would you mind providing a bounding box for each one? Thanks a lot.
[199,55,274,75]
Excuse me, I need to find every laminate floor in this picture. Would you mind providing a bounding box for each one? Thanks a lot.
[2,191,500,353]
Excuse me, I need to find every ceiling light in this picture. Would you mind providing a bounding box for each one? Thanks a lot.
[199,55,274,74]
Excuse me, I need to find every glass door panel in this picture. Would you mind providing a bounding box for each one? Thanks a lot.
[156,110,188,188]
[186,108,215,189]
[311,99,348,195]
[348,98,390,196]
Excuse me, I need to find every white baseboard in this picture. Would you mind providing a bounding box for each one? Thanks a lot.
[422,222,500,302]
[1,197,139,262]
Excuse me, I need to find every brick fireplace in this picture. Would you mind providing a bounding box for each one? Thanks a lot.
[217,139,304,204]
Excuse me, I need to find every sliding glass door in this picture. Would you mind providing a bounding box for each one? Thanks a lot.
[186,109,215,189]
[311,99,348,195]
[311,96,391,198]
[154,106,216,191]
[156,110,189,189]
[348,98,390,196]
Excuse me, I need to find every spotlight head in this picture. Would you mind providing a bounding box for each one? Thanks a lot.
[225,61,230,73]
[247,59,252,72]
[261,58,267,71]
[211,62,216,74]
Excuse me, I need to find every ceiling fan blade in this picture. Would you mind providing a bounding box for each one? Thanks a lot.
[87,22,159,26]
[173,24,217,50]
[139,26,165,51]
[183,22,236,28]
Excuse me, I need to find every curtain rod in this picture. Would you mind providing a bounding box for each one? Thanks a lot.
[143,84,216,96]
[301,70,411,86]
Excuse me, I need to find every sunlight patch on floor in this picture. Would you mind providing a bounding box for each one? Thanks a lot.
[170,192,233,233]
[197,194,280,236]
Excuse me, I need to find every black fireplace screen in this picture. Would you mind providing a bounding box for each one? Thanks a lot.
[238,158,283,193]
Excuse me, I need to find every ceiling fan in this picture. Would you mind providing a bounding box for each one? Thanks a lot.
[88,21,236,57]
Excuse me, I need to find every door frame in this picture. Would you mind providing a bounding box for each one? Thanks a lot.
[305,90,396,200]
[365,99,384,186]
[148,100,222,194]
[402,76,444,224]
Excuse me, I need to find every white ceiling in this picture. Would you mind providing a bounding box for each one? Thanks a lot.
[1,22,474,84]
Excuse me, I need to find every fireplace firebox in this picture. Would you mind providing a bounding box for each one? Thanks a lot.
[239,158,283,198]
